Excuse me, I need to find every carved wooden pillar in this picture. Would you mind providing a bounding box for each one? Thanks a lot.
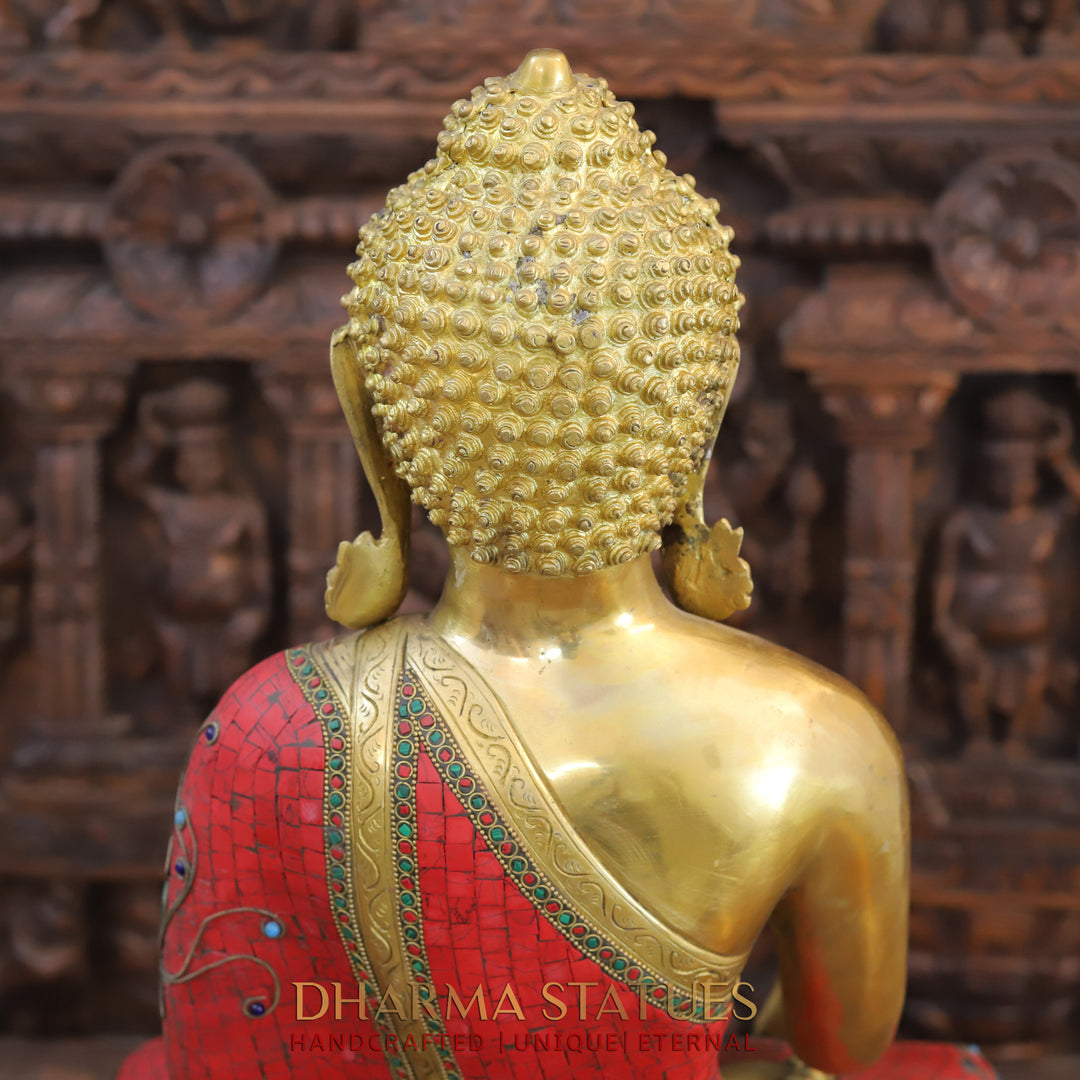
[8,363,130,726]
[813,378,954,732]
[260,368,359,643]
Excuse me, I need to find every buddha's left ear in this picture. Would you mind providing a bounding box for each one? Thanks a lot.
[659,360,753,623]
[324,328,411,629]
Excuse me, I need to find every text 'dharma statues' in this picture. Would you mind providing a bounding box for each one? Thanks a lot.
[120,49,998,1080]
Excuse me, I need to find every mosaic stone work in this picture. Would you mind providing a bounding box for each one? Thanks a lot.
[394,670,703,1020]
[289,645,413,1080]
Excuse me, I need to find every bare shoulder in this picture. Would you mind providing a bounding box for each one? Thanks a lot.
[662,613,905,814]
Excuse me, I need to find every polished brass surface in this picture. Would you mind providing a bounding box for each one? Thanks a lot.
[425,551,908,1072]
[660,414,754,621]
[326,48,910,1076]
[338,48,743,584]
[324,329,411,628]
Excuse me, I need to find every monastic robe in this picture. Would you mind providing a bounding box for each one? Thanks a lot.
[119,617,998,1080]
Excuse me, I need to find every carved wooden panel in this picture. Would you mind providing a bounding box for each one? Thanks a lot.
[0,0,1078,1061]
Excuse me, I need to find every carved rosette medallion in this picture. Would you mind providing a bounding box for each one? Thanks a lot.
[930,149,1080,334]
[103,141,279,326]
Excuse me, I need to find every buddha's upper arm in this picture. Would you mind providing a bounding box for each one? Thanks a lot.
[769,694,909,1075]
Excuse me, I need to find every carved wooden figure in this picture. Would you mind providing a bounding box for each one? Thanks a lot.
[116,379,272,709]
[933,386,1080,757]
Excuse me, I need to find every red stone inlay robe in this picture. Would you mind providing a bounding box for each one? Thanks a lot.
[118,644,999,1080]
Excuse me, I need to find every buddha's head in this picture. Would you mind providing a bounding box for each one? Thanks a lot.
[328,50,751,626]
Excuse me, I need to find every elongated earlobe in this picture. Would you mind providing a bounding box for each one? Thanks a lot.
[324,329,412,629]
[659,388,753,623]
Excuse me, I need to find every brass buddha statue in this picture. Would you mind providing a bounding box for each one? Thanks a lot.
[119,49,998,1080]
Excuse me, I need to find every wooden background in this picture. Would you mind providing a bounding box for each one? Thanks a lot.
[0,0,1079,1063]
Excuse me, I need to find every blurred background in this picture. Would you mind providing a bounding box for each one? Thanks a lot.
[1,0,1079,1076]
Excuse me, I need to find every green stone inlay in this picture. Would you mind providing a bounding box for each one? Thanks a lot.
[315,688,328,701]
[301,664,313,677]
[331,866,345,880]
[312,656,667,1051]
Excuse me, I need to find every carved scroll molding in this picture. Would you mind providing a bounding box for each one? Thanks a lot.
[782,264,1080,371]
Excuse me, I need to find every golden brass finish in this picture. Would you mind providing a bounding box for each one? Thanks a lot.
[410,621,747,997]
[660,414,753,620]
[310,622,449,1080]
[337,48,742,580]
[421,549,908,1072]
[507,47,575,93]
[325,329,411,629]
[325,48,910,1076]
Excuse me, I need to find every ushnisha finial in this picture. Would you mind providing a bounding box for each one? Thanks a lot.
[507,48,574,93]
[327,48,752,627]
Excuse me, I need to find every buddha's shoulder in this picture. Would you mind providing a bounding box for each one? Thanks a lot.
[656,614,904,783]
[195,623,400,745]
[178,648,332,797]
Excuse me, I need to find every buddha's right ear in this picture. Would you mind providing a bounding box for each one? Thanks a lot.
[324,328,411,629]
